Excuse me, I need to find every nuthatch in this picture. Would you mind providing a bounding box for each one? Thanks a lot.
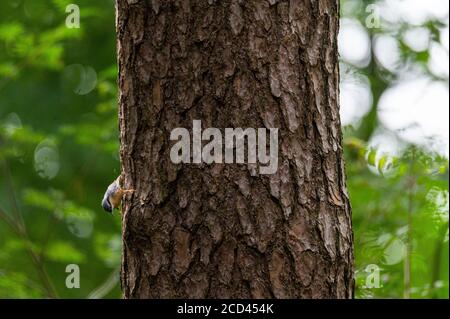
[101,176,134,213]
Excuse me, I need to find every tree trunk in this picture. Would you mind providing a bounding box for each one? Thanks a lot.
[116,0,354,299]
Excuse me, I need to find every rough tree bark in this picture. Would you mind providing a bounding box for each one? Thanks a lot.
[116,0,354,298]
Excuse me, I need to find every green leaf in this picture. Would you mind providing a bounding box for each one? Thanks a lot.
[367,149,377,167]
[45,242,85,263]
[378,155,388,174]
[0,23,24,43]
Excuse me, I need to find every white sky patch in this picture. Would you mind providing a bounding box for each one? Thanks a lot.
[367,128,405,176]
[340,75,373,126]
[441,24,449,51]
[339,18,371,67]
[378,77,449,157]
[369,128,405,157]
[428,42,450,78]
[374,35,401,72]
[402,27,430,52]
[339,2,450,157]
[380,0,450,26]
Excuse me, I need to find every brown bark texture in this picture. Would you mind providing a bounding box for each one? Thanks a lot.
[116,0,354,299]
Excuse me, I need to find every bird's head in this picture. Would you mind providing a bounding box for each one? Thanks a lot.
[101,195,113,213]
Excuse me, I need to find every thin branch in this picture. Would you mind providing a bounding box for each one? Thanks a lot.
[87,268,120,299]
[0,160,59,298]
[404,148,416,299]
[2,161,25,228]
[428,221,449,298]
[0,206,58,298]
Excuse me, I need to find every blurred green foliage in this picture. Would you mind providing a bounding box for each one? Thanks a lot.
[0,0,448,299]
[0,0,121,298]
[341,0,449,299]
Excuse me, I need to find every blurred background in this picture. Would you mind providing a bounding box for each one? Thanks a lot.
[0,0,448,299]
